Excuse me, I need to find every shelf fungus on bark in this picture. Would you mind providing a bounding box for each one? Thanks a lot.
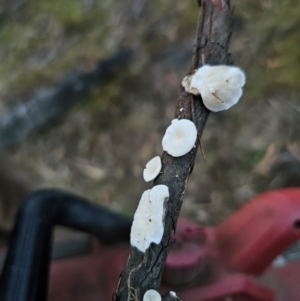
[162,119,197,157]
[143,156,162,182]
[130,185,169,253]
[182,65,246,112]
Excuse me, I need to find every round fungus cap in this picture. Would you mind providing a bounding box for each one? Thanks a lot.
[143,156,162,182]
[143,290,161,301]
[162,119,197,157]
[130,185,169,253]
[182,65,246,112]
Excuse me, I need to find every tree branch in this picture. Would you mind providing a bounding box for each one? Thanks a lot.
[114,1,232,300]
[0,49,133,148]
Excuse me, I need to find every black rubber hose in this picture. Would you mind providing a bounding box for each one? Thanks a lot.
[0,189,132,301]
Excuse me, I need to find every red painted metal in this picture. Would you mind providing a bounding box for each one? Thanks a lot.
[48,242,129,301]
[171,275,274,301]
[213,188,300,275]
[163,219,207,285]
[162,220,275,301]
[44,188,300,300]
[259,261,300,301]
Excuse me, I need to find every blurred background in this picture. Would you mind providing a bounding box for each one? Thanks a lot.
[0,0,299,247]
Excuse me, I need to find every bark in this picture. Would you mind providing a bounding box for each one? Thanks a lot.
[0,49,133,148]
[114,1,232,300]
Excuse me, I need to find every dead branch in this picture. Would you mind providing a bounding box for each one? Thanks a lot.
[0,49,133,148]
[114,1,232,301]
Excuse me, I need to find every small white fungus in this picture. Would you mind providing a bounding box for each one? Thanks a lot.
[143,156,162,182]
[143,290,162,301]
[182,65,246,112]
[130,185,169,252]
[162,119,197,157]
[169,291,177,298]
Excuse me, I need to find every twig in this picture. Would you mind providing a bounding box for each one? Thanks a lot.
[0,49,133,148]
[190,94,206,162]
[114,1,232,300]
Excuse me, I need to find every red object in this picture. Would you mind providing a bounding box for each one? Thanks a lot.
[259,260,300,301]
[47,188,300,301]
[49,242,130,301]
[214,189,300,275]
[175,275,274,301]
[163,220,207,285]
[162,219,275,301]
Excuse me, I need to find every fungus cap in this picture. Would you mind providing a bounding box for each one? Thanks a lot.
[162,119,197,157]
[143,290,162,301]
[182,65,246,112]
[130,185,169,252]
[143,156,162,182]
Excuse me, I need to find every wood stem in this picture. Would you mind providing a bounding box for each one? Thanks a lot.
[114,1,233,300]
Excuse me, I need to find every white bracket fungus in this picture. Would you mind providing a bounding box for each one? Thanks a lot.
[143,156,162,182]
[182,65,246,112]
[130,185,169,252]
[143,290,162,301]
[162,119,197,157]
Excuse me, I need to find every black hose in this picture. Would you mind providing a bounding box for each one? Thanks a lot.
[0,189,132,301]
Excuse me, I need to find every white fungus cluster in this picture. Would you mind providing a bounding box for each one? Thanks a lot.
[142,119,197,184]
[130,185,169,252]
[136,112,199,253]
[133,65,245,254]
[128,63,247,298]
[182,65,246,112]
[135,119,196,252]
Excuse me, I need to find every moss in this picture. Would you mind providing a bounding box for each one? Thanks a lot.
[0,24,16,44]
[120,208,135,219]
[0,0,112,104]
[243,149,266,169]
[36,0,85,29]
[5,58,78,100]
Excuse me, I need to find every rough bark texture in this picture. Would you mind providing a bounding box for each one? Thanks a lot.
[114,1,232,301]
